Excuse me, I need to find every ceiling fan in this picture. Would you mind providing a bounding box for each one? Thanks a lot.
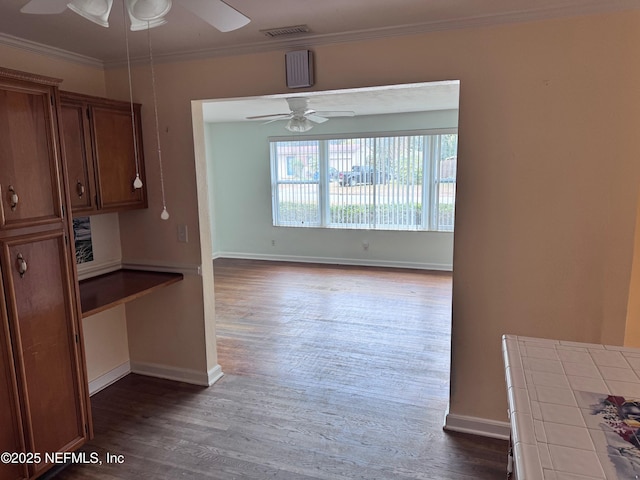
[20,0,250,32]
[247,97,355,132]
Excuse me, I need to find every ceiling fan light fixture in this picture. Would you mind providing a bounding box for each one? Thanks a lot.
[128,15,167,30]
[126,0,170,30]
[285,117,313,133]
[67,0,114,27]
[129,0,171,19]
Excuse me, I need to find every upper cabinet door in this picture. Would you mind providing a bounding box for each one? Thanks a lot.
[60,99,97,214]
[0,82,63,230]
[91,103,147,211]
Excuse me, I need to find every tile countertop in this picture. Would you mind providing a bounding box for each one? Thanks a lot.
[502,335,640,480]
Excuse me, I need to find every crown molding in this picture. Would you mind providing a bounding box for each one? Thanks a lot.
[0,32,103,68]
[1,0,639,69]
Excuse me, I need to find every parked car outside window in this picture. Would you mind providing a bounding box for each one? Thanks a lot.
[312,167,339,182]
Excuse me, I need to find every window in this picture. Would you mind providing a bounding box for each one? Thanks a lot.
[270,130,457,232]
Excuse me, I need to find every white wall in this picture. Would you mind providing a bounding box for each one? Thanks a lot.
[206,109,457,270]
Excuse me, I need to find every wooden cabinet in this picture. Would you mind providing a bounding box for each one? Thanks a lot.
[59,98,96,214]
[0,67,91,480]
[0,81,64,229]
[60,92,147,215]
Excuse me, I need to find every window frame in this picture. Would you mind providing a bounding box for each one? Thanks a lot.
[270,128,457,232]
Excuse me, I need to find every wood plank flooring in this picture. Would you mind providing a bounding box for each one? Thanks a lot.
[55,259,507,479]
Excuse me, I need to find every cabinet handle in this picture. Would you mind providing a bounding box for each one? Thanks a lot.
[16,254,27,278]
[8,185,18,211]
[76,181,85,198]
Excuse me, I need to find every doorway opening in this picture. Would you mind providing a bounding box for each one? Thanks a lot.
[191,79,460,421]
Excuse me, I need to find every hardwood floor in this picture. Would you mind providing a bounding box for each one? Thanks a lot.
[55,259,507,479]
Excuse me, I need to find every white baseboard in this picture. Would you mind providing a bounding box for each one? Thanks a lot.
[88,361,131,396]
[213,252,452,272]
[443,411,511,440]
[207,364,224,386]
[130,361,224,387]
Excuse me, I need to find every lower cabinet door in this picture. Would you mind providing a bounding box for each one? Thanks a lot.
[2,231,88,478]
[0,285,28,480]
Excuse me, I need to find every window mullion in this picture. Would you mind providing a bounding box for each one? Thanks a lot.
[270,142,279,225]
[319,140,328,227]
[430,135,440,231]
[422,135,431,230]
[372,138,377,229]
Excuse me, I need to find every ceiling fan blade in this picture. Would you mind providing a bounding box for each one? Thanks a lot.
[263,117,291,125]
[306,114,329,124]
[246,113,290,120]
[20,0,69,14]
[179,0,250,32]
[314,111,355,117]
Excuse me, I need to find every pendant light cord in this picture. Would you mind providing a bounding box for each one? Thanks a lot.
[147,21,169,218]
[122,0,142,187]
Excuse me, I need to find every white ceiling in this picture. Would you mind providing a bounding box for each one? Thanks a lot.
[202,81,460,123]
[1,0,639,65]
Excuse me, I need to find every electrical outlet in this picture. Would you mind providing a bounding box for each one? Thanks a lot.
[362,240,369,251]
[177,224,188,243]
[271,239,276,247]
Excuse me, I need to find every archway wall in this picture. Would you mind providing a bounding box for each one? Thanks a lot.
[102,10,640,423]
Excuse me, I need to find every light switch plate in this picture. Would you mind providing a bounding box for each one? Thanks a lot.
[177,224,188,243]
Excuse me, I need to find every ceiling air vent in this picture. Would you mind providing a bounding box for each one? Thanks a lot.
[261,24,310,38]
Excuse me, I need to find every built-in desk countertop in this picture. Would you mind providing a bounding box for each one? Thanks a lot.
[78,269,184,317]
[503,335,640,479]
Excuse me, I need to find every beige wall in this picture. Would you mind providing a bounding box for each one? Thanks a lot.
[448,14,640,420]
[106,10,640,423]
[4,9,640,424]
[0,44,106,95]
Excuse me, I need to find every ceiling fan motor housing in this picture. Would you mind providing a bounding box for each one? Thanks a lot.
[285,50,314,89]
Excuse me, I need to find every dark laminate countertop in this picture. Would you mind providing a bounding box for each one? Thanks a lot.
[79,269,183,317]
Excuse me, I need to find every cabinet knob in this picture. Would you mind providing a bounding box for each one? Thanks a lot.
[16,253,27,278]
[76,181,85,198]
[8,185,18,211]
